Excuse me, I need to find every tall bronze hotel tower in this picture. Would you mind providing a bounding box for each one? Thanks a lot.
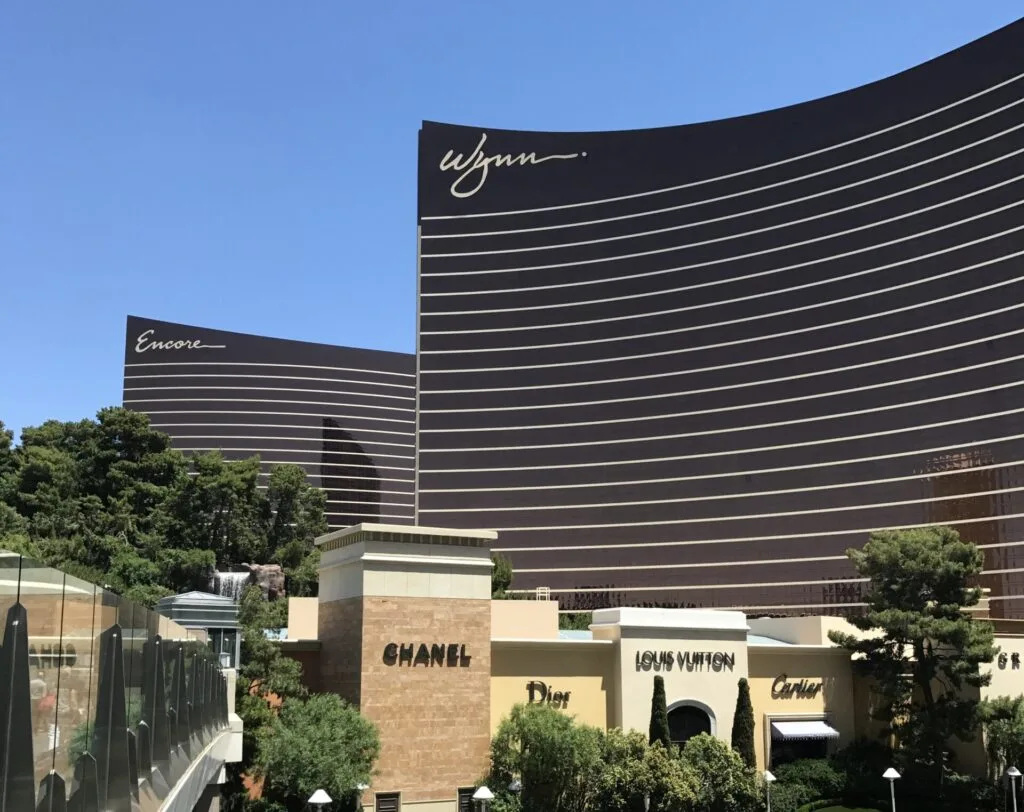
[414,18,1024,616]
[126,18,1024,616]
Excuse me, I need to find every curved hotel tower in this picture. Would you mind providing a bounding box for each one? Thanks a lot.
[415,19,1024,615]
[122,315,415,529]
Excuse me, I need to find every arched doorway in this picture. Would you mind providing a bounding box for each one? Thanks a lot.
[667,701,714,748]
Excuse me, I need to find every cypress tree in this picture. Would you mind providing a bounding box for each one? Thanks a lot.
[649,675,670,747]
[731,677,756,768]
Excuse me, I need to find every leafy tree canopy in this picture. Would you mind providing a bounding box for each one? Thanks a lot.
[254,693,379,812]
[0,407,328,605]
[828,526,997,792]
[488,703,605,812]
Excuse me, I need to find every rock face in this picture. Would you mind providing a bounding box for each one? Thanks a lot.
[245,563,286,601]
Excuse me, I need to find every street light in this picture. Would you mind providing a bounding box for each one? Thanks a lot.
[1008,766,1021,812]
[643,793,650,812]
[508,779,522,795]
[308,789,332,811]
[764,771,776,812]
[473,785,494,812]
[883,767,901,812]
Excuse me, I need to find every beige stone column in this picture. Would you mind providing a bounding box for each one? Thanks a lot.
[316,523,496,812]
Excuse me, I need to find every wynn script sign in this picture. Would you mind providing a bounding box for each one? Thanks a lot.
[439,133,586,199]
[134,329,226,353]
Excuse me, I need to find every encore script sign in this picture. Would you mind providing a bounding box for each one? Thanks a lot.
[635,650,736,672]
[134,329,226,353]
[440,133,585,198]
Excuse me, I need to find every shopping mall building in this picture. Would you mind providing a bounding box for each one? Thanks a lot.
[261,523,1024,812]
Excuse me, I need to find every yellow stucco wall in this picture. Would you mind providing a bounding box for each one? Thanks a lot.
[748,648,856,770]
[490,641,613,733]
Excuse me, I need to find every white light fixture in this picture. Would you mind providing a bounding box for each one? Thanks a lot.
[356,783,369,792]
[508,779,522,794]
[473,785,494,812]
[883,767,900,812]
[764,771,776,812]
[1009,766,1021,812]
[308,789,332,810]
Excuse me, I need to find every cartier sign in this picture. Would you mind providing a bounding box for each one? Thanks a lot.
[635,650,736,672]
[771,674,822,699]
[382,642,471,667]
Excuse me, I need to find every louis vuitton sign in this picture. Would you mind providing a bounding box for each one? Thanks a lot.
[635,650,736,672]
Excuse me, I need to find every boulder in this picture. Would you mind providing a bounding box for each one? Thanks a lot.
[245,563,286,601]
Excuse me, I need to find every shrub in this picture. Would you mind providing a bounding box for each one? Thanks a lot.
[649,676,670,748]
[829,737,893,804]
[773,759,845,800]
[731,678,756,769]
[679,734,760,812]
[767,781,815,812]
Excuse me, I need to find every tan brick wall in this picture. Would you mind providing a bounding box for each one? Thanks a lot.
[318,598,363,706]
[360,596,491,804]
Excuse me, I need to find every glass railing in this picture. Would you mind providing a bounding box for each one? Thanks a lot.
[0,551,230,812]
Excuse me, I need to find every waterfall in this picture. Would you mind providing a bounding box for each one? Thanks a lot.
[211,571,251,601]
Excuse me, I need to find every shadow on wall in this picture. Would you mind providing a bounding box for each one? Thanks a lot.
[321,418,380,527]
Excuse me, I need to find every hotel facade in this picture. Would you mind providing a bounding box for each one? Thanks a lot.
[125,18,1024,617]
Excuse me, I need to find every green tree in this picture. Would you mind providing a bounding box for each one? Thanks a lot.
[648,676,670,748]
[730,678,756,769]
[254,693,379,812]
[558,612,592,631]
[828,526,997,795]
[488,703,605,812]
[161,451,268,566]
[677,733,759,812]
[594,729,697,812]
[492,552,514,598]
[223,585,309,808]
[984,696,1024,781]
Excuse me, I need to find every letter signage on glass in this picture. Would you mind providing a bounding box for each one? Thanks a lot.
[439,133,586,198]
[635,650,736,672]
[770,674,823,699]
[134,329,226,353]
[382,642,471,667]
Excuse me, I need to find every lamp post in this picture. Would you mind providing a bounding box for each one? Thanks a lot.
[308,789,332,811]
[1008,766,1021,812]
[883,767,900,812]
[763,771,776,812]
[508,778,522,796]
[643,793,650,812]
[473,785,494,812]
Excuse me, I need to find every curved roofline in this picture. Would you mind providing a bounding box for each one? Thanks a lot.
[422,15,1023,138]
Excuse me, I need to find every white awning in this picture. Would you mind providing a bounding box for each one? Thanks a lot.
[771,720,841,741]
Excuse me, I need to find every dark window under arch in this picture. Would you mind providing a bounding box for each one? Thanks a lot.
[667,704,712,747]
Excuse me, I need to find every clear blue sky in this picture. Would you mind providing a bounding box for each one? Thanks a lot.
[2,2,1022,441]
